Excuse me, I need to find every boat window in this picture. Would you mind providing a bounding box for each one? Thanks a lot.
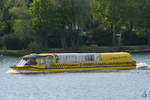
[25,58,37,65]
[40,57,46,64]
[46,56,51,68]
[55,55,59,63]
[36,58,41,65]
[55,53,102,63]
[17,58,37,65]
[95,55,102,62]
[85,55,94,62]
[17,59,27,65]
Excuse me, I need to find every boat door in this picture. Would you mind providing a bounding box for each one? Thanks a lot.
[46,56,52,68]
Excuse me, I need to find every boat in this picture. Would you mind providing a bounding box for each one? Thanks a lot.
[10,52,136,73]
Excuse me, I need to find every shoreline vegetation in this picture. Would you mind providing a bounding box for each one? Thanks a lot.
[1,45,150,56]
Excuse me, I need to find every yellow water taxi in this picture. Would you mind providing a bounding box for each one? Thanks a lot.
[10,52,136,72]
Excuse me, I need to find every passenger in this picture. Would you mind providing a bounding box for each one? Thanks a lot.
[41,58,46,65]
[26,58,37,65]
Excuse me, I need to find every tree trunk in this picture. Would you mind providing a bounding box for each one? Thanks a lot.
[147,36,150,46]
[75,29,80,47]
[112,24,117,47]
[61,31,67,49]
[44,34,48,49]
[70,25,75,47]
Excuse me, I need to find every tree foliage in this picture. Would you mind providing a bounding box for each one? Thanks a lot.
[0,0,150,50]
[0,0,12,36]
[9,0,35,48]
[30,0,91,48]
[92,0,150,46]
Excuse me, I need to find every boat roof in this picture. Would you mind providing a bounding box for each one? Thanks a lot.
[23,53,45,59]
[45,52,128,55]
[53,53,100,55]
[23,52,129,58]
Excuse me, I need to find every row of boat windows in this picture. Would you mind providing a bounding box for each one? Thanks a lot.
[55,55,102,63]
[18,55,102,65]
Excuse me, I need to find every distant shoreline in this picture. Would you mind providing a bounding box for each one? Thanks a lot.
[0,45,150,56]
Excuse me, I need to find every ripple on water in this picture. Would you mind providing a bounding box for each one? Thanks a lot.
[1,54,150,100]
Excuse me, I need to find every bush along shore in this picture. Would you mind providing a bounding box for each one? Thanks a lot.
[0,45,150,56]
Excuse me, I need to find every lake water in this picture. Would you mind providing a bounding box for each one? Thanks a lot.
[0,53,150,100]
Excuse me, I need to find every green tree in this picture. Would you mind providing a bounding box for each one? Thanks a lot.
[56,0,91,47]
[30,0,58,48]
[0,0,12,36]
[92,0,129,47]
[133,0,150,45]
[9,0,35,48]
[30,0,91,48]
[118,0,150,45]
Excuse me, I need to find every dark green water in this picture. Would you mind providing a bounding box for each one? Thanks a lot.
[0,53,150,100]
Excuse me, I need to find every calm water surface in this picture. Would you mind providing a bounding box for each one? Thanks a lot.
[0,53,150,100]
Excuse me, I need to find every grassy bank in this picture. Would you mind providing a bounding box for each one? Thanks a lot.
[0,50,30,56]
[121,45,150,53]
[0,45,150,56]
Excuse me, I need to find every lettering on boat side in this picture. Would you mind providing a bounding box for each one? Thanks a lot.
[109,56,128,60]
[82,62,131,65]
[52,62,132,67]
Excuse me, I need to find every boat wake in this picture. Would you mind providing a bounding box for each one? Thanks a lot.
[6,69,54,74]
[136,63,150,70]
[6,69,20,74]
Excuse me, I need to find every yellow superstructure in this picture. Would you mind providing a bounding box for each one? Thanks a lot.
[10,52,136,73]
